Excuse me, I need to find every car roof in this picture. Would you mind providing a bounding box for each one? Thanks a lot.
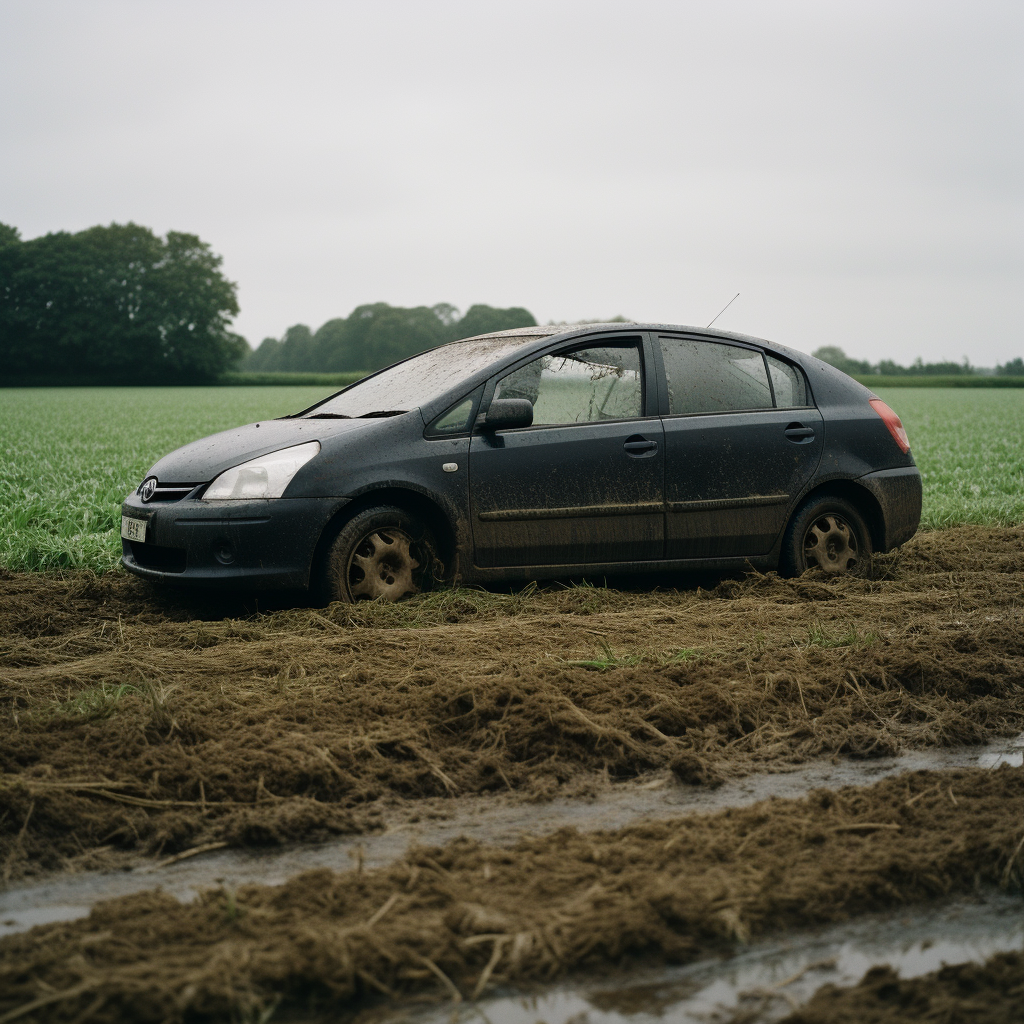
[455,321,805,361]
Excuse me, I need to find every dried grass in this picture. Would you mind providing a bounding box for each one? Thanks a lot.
[0,526,1022,879]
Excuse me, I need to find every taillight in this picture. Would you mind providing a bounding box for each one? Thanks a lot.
[869,398,910,453]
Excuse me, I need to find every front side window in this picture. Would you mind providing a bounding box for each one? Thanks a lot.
[494,343,643,425]
[659,338,773,415]
[429,393,477,434]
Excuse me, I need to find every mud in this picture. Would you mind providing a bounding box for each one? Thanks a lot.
[777,948,1024,1024]
[0,765,1020,1022]
[1,525,1023,881]
[387,893,1024,1024]
[3,734,1021,938]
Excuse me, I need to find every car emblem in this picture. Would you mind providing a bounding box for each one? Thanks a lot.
[139,478,158,503]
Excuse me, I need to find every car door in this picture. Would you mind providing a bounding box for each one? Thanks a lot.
[469,336,665,568]
[654,334,823,559]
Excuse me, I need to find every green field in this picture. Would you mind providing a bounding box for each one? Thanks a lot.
[1,387,1021,573]
[876,388,1024,531]
[0,387,334,573]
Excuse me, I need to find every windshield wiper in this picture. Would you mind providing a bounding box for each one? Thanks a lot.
[359,410,408,418]
[304,413,352,419]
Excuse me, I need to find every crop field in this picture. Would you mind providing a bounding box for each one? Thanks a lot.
[0,386,330,573]
[0,385,1022,574]
[1,385,1023,1023]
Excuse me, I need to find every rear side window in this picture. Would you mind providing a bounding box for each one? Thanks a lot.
[494,342,644,425]
[766,354,809,408]
[659,338,772,415]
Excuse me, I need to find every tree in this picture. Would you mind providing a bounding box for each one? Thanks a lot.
[0,222,243,383]
[997,357,1024,376]
[811,346,874,376]
[451,304,535,340]
[240,302,540,373]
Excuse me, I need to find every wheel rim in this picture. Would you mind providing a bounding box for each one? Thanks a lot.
[347,529,422,601]
[802,514,860,573]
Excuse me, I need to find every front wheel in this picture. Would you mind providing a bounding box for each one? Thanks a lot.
[318,506,440,604]
[780,496,872,577]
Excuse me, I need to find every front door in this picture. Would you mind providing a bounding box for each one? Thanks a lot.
[470,339,665,568]
[655,334,824,558]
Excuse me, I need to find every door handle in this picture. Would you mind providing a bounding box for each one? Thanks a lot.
[623,435,658,457]
[784,424,815,443]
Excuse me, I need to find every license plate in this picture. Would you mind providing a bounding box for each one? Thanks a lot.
[121,516,147,543]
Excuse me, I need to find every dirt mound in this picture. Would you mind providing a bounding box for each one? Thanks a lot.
[1,526,1023,879]
[779,950,1024,1023]
[0,766,1020,1023]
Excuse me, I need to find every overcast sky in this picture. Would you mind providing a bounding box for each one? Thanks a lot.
[2,0,1021,365]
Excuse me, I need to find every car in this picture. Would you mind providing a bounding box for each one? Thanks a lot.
[121,322,922,602]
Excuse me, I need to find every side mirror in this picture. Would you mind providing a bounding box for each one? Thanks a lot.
[482,398,534,432]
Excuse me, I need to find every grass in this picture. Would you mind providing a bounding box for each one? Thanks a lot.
[876,388,1024,530]
[0,386,1021,574]
[853,375,1024,388]
[805,621,878,649]
[0,386,333,573]
[566,640,703,670]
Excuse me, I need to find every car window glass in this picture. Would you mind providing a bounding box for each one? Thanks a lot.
[430,395,476,433]
[494,344,643,425]
[766,354,809,408]
[659,338,772,415]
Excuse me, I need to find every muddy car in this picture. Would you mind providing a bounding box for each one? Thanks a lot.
[121,323,922,602]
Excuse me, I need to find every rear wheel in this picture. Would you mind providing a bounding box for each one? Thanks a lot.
[318,506,440,604]
[781,496,872,577]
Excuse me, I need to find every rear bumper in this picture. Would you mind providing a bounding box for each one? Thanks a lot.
[857,466,922,551]
[120,493,350,590]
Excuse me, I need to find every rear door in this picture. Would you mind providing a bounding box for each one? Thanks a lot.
[469,336,665,567]
[654,334,823,558]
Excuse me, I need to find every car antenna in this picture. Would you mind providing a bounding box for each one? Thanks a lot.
[706,293,740,328]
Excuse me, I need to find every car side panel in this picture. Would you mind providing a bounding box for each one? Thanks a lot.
[469,419,665,567]
[661,408,825,557]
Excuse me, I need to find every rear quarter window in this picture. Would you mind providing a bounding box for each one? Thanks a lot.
[766,354,810,408]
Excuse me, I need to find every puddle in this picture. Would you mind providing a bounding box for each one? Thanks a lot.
[2,731,1022,938]
[386,893,1024,1024]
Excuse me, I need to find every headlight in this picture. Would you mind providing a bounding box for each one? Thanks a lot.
[202,441,320,500]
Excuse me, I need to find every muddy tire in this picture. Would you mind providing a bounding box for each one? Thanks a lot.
[318,506,440,604]
[780,495,872,577]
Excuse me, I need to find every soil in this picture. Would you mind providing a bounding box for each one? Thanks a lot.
[777,949,1024,1024]
[1,525,1022,880]
[1,525,1023,1022]
[0,765,1020,1022]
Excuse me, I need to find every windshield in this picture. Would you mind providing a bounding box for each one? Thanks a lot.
[302,336,543,418]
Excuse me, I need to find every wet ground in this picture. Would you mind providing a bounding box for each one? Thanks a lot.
[1,525,1023,1022]
[3,732,1022,938]
[387,893,1023,1024]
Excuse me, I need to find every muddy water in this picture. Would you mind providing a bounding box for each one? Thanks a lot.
[2,731,1021,938]
[386,894,1024,1024]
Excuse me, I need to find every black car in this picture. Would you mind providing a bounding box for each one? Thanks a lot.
[121,323,921,602]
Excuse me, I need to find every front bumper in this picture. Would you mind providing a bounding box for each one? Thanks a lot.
[858,466,923,551]
[120,493,350,590]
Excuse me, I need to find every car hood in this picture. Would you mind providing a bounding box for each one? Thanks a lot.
[145,417,378,484]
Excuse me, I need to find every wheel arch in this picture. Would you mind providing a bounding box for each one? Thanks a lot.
[792,479,886,552]
[309,487,459,588]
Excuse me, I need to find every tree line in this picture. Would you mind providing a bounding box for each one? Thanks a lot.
[0,220,539,383]
[813,346,1023,377]
[0,222,245,384]
[3,220,1016,384]
[243,302,537,373]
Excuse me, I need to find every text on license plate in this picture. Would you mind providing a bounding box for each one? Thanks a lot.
[121,516,147,543]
